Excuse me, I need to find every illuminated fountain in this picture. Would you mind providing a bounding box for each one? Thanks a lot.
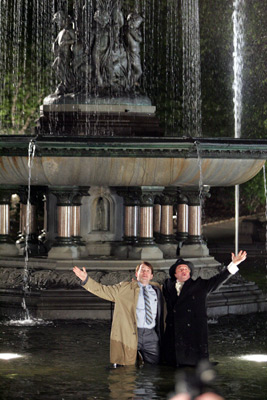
[0,0,266,320]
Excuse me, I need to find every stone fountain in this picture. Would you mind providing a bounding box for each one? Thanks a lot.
[0,0,266,320]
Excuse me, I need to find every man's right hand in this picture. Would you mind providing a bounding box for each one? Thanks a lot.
[73,266,88,282]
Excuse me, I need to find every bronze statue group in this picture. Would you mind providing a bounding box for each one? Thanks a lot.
[52,2,144,96]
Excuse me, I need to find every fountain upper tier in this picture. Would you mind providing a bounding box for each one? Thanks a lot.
[0,137,266,188]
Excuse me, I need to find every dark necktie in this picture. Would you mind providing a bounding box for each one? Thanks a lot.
[143,286,153,325]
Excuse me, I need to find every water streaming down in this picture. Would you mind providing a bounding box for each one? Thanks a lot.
[9,139,47,327]
[0,0,184,136]
[195,141,204,200]
[164,0,180,132]
[21,140,36,323]
[0,0,55,135]
[194,140,209,243]
[232,0,245,255]
[181,0,202,137]
[135,0,181,135]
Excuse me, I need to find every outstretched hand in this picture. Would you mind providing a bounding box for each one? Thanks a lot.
[73,266,88,282]
[231,250,247,265]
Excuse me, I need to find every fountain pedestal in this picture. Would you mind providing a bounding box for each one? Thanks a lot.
[48,187,89,259]
[38,98,163,138]
[180,187,210,257]
[157,187,178,258]
[128,187,164,260]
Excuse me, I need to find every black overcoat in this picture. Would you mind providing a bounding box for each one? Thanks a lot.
[163,268,231,366]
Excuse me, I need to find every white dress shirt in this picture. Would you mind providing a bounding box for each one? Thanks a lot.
[136,282,158,329]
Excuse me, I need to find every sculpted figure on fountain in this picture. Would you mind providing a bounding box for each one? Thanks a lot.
[51,0,143,97]
[125,13,143,87]
[52,11,76,95]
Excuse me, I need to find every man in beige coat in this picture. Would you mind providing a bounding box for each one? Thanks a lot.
[73,262,164,366]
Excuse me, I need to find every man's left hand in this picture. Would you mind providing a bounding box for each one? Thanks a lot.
[231,250,247,265]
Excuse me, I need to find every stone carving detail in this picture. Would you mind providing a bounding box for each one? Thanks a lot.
[100,271,132,285]
[126,13,143,87]
[51,1,144,96]
[93,197,110,231]
[0,268,23,287]
[0,268,79,289]
[52,11,76,95]
[152,271,168,284]
[0,267,167,289]
[87,270,104,282]
[0,267,249,290]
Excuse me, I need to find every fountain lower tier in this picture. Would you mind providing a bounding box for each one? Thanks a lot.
[0,137,266,187]
[0,136,266,320]
[0,258,266,320]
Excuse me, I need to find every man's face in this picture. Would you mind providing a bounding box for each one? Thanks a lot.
[135,264,153,286]
[174,264,191,282]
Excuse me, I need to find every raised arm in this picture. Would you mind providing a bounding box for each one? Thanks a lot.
[205,250,247,294]
[72,266,120,302]
[73,266,88,282]
[231,250,247,265]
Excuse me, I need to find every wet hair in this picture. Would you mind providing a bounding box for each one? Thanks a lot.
[135,261,154,274]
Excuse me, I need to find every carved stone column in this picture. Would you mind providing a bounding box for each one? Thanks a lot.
[48,187,80,259]
[180,187,210,257]
[176,190,189,248]
[71,187,90,257]
[123,189,140,245]
[16,189,27,251]
[139,192,154,246]
[0,186,18,256]
[113,187,140,258]
[16,186,47,256]
[153,195,161,242]
[157,187,178,258]
[128,187,163,260]
[38,193,48,244]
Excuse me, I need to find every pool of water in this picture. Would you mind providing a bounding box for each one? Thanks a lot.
[0,312,266,400]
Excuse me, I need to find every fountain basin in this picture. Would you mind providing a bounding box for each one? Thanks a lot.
[0,136,266,320]
[0,137,266,187]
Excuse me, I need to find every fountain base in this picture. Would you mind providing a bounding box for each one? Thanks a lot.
[38,96,163,137]
[0,257,266,320]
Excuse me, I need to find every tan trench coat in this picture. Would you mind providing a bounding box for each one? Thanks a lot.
[83,277,162,366]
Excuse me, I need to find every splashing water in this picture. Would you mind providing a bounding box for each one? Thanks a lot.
[3,318,52,327]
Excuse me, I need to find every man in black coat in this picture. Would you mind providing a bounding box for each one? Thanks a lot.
[163,250,247,367]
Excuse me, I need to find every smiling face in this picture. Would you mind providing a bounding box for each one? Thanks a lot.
[135,263,153,286]
[174,264,191,282]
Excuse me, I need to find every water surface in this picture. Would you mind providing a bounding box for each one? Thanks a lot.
[0,312,266,400]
